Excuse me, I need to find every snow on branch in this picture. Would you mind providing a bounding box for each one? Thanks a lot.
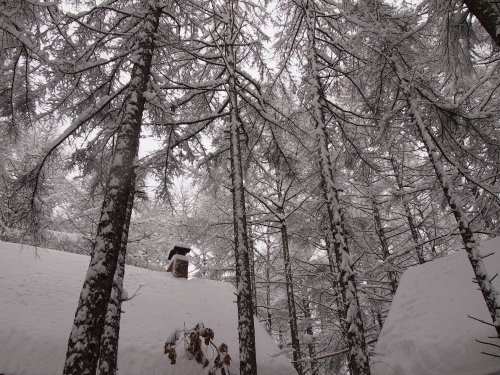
[42,85,128,162]
[0,21,50,63]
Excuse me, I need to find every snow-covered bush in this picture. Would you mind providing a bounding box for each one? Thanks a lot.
[164,322,232,375]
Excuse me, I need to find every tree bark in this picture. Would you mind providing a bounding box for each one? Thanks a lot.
[247,221,259,316]
[228,103,258,375]
[265,235,273,334]
[280,220,303,375]
[97,184,135,375]
[62,4,161,374]
[303,297,318,375]
[272,175,303,374]
[303,2,371,374]
[225,2,258,373]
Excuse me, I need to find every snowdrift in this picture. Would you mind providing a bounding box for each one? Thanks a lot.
[0,241,293,375]
[372,237,500,375]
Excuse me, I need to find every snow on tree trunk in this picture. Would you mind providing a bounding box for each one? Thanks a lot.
[411,98,500,340]
[97,184,134,375]
[228,103,258,375]
[303,2,371,374]
[225,2,258,373]
[323,226,345,323]
[62,4,161,374]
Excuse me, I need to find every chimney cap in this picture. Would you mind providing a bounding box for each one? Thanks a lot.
[168,244,191,260]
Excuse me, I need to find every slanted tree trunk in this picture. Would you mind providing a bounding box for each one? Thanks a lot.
[303,2,371,374]
[225,2,257,373]
[462,0,500,46]
[63,4,161,374]
[97,184,135,375]
[322,225,344,323]
[410,97,500,339]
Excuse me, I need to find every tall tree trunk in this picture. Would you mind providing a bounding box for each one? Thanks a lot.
[410,97,500,339]
[265,235,273,335]
[247,221,258,316]
[275,176,303,374]
[279,220,303,374]
[303,297,318,375]
[228,99,258,375]
[390,155,425,264]
[97,184,135,375]
[225,2,257,373]
[63,5,161,374]
[303,2,371,374]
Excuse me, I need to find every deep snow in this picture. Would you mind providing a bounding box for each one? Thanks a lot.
[371,236,500,375]
[0,241,293,375]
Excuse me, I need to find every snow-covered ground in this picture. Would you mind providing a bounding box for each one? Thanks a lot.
[0,241,293,375]
[372,237,500,375]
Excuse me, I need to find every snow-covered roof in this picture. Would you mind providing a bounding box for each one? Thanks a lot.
[0,241,293,375]
[371,237,500,375]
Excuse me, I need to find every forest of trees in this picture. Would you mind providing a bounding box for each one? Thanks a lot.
[1,0,499,374]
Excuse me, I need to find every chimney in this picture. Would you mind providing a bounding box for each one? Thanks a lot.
[167,244,191,279]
